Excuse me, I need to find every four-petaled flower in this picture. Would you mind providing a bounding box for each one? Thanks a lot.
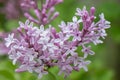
[5,33,16,47]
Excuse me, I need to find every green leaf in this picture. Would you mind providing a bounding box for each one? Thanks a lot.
[40,71,57,80]
[0,70,15,80]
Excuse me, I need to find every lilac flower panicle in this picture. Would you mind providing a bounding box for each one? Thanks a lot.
[5,6,110,79]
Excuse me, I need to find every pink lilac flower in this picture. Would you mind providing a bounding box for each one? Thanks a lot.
[5,6,110,79]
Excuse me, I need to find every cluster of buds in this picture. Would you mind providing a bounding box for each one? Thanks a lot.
[21,0,63,25]
[5,6,110,78]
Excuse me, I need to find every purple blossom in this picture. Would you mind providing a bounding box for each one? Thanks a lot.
[5,33,16,47]
[82,45,95,58]
[78,59,91,71]
[4,6,110,79]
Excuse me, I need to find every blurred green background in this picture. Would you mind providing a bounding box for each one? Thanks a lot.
[0,0,120,80]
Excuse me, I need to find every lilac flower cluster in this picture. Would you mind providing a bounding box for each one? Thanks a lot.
[0,0,62,54]
[5,6,110,78]
[21,0,63,25]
